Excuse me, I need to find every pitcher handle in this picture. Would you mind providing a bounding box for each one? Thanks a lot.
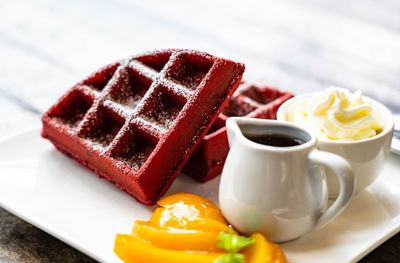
[308,149,354,231]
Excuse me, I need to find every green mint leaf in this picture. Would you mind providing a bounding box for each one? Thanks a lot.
[234,235,256,252]
[214,230,255,263]
[231,254,245,263]
[214,254,244,263]
[218,231,235,253]
[218,230,255,253]
[213,255,229,263]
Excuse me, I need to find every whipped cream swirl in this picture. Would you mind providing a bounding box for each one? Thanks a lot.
[286,87,383,140]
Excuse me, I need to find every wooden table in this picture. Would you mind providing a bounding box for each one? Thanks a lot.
[1,0,399,262]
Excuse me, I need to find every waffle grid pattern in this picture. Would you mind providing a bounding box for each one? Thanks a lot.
[184,81,294,182]
[42,49,245,205]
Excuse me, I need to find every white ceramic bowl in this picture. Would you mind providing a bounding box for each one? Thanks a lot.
[277,93,394,197]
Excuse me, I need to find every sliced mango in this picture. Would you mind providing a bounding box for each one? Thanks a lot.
[157,192,227,224]
[115,193,287,263]
[243,233,287,263]
[132,220,224,252]
[114,234,223,263]
[150,207,232,233]
[149,207,164,225]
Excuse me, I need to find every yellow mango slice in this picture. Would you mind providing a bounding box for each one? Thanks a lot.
[132,220,224,252]
[114,234,223,263]
[243,233,287,263]
[115,193,287,263]
[149,207,232,233]
[149,207,164,225]
[157,192,227,224]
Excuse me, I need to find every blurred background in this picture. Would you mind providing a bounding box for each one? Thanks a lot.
[1,0,400,262]
[1,0,400,136]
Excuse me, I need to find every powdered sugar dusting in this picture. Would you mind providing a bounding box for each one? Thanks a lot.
[49,89,94,128]
[129,60,158,80]
[53,114,86,128]
[106,63,151,112]
[109,120,160,171]
[78,85,100,98]
[136,82,187,130]
[43,49,245,204]
[124,94,143,108]
[119,152,147,171]
[88,132,118,148]
[103,100,133,119]
[159,78,192,99]
[139,107,178,130]
[135,116,167,135]
[163,50,214,92]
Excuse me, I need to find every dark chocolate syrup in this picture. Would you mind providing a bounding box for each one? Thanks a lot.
[245,133,304,147]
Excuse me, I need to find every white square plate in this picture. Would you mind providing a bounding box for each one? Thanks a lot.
[0,127,400,263]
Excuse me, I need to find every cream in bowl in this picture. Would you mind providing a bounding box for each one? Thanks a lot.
[277,87,394,196]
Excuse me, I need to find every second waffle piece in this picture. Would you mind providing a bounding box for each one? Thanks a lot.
[41,49,245,205]
[183,82,293,182]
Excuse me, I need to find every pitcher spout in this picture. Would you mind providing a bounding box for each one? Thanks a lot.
[226,117,243,148]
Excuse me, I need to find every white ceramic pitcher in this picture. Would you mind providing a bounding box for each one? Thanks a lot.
[219,117,354,242]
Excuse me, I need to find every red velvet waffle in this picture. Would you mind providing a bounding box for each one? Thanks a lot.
[41,49,244,205]
[183,82,293,182]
